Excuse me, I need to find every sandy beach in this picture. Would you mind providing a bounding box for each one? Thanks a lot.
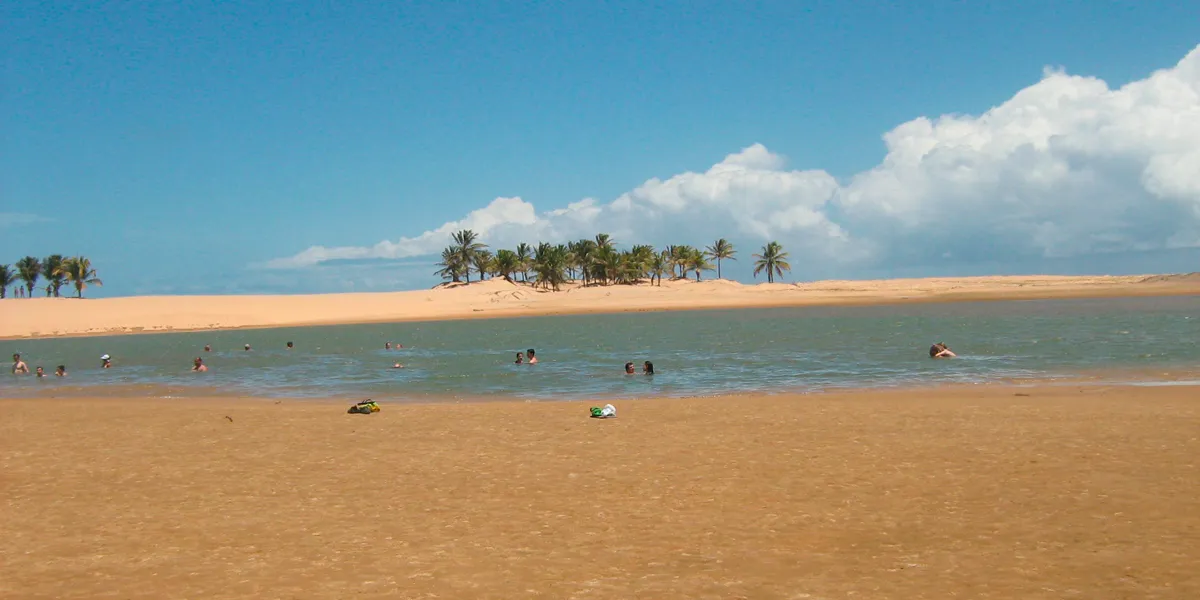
[3,273,1200,340]
[3,385,1199,599]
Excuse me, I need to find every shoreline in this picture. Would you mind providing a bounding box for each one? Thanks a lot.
[7,366,1200,404]
[5,383,1199,599]
[2,273,1199,340]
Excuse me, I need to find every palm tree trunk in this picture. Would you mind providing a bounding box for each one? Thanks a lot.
[717,259,722,279]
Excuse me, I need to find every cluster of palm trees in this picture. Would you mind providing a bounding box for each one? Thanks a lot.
[0,255,102,299]
[435,231,792,291]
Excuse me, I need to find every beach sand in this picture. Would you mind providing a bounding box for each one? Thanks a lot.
[3,273,1200,340]
[4,385,1198,599]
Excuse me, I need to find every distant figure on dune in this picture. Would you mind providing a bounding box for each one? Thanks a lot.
[624,362,635,374]
[12,353,29,374]
[930,343,956,359]
[643,361,654,375]
[515,352,524,364]
[192,357,208,372]
[527,349,538,364]
[55,365,67,377]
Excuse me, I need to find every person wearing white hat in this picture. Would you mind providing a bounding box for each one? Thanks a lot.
[101,354,112,368]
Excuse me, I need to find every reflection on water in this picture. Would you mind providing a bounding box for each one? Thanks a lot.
[3,296,1199,400]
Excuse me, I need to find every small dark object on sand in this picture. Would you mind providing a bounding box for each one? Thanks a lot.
[224,415,234,422]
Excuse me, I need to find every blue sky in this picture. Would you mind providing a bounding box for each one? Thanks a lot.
[2,1,1198,296]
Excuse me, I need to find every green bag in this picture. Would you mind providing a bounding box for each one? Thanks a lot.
[590,407,603,417]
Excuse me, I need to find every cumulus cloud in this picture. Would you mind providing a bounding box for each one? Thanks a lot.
[269,45,1200,272]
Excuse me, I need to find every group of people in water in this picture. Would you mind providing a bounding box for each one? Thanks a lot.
[11,339,957,380]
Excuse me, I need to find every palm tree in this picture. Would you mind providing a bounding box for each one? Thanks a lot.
[595,233,614,250]
[493,249,520,281]
[451,229,487,283]
[0,264,14,299]
[16,256,41,298]
[532,242,568,290]
[42,254,66,297]
[514,243,533,282]
[471,249,494,281]
[435,246,466,283]
[752,241,791,284]
[686,247,714,281]
[61,256,102,298]
[648,253,668,286]
[705,239,736,279]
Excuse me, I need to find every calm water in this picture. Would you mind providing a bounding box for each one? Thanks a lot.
[4,296,1200,400]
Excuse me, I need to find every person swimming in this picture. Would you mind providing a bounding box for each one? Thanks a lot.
[385,341,392,350]
[392,362,404,369]
[101,354,112,368]
[286,341,294,349]
[12,353,29,374]
[55,365,67,377]
[515,352,525,364]
[643,361,654,375]
[192,357,208,372]
[527,349,538,364]
[204,344,211,352]
[624,362,635,374]
[244,344,252,351]
[929,342,956,359]
[35,366,46,378]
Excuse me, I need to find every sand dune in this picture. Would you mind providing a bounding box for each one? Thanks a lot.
[2,273,1199,339]
[3,385,1198,599]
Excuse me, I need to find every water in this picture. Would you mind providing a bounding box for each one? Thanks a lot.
[3,296,1199,400]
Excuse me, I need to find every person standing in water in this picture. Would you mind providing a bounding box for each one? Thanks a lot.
[101,355,112,368]
[204,344,211,352]
[514,352,525,364]
[192,357,208,372]
[35,366,46,378]
[624,362,635,374]
[527,349,538,364]
[55,365,67,377]
[643,361,654,375]
[286,341,294,349]
[929,342,956,359]
[12,353,29,374]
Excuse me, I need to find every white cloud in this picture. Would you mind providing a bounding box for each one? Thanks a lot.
[269,45,1200,271]
[0,213,48,228]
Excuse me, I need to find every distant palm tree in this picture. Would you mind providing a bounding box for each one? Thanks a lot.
[686,248,714,281]
[752,241,791,284]
[62,256,102,298]
[0,264,14,299]
[532,242,568,290]
[42,254,66,297]
[595,233,614,250]
[648,253,668,286]
[471,249,494,281]
[705,239,736,279]
[451,229,487,283]
[16,256,41,298]
[493,249,520,281]
[514,243,533,282]
[435,246,466,283]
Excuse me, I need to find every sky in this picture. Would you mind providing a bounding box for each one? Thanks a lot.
[2,1,1198,296]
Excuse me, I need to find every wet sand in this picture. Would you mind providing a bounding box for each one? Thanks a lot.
[3,273,1200,340]
[4,385,1199,599]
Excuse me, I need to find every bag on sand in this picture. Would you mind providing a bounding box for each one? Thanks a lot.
[589,404,616,419]
[347,400,380,415]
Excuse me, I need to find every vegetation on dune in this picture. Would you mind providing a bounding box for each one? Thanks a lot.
[0,255,102,298]
[433,230,791,290]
